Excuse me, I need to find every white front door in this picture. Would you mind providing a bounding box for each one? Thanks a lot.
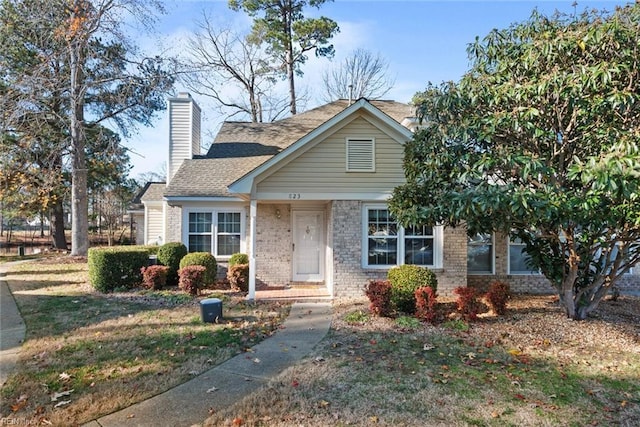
[292,211,324,282]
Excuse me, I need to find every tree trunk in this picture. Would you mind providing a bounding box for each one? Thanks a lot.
[69,24,89,257]
[50,200,68,250]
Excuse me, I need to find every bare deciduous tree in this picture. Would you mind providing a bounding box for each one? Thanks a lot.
[182,13,288,122]
[322,48,395,102]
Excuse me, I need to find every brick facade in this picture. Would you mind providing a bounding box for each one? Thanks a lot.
[165,204,182,244]
[330,201,468,298]
[467,233,556,294]
[255,203,292,285]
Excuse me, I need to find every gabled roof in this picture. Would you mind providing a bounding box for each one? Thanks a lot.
[165,99,414,199]
[228,98,414,195]
[133,182,166,204]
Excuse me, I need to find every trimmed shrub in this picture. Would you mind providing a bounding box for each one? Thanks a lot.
[88,247,149,292]
[365,280,393,317]
[227,264,249,293]
[387,265,437,314]
[178,265,206,296]
[485,281,511,315]
[415,286,438,323]
[229,253,249,267]
[157,242,188,286]
[179,252,217,286]
[454,286,480,321]
[140,265,169,290]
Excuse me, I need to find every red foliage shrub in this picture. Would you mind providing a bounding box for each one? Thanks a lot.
[454,286,480,321]
[140,265,169,290]
[485,281,511,315]
[178,265,206,296]
[414,286,438,323]
[227,264,249,293]
[365,280,393,317]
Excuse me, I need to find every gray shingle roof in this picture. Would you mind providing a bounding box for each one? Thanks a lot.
[165,99,413,199]
[139,182,166,202]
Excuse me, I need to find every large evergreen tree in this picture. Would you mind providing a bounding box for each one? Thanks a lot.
[229,0,339,115]
[389,5,640,320]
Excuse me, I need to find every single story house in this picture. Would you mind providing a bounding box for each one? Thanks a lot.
[134,93,639,299]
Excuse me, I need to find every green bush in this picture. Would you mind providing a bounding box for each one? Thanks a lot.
[88,247,149,292]
[228,253,249,266]
[157,242,188,286]
[387,264,438,314]
[179,252,217,286]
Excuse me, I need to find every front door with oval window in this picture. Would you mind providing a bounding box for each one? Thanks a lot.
[292,211,324,282]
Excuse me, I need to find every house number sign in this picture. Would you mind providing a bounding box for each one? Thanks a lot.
[288,193,301,199]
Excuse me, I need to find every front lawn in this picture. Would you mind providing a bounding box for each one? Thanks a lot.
[204,295,640,426]
[0,257,291,425]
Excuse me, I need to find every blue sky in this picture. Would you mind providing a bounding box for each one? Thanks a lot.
[126,0,628,179]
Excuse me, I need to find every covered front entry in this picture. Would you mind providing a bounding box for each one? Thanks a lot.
[292,210,325,282]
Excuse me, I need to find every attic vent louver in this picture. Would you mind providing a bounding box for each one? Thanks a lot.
[346,138,375,172]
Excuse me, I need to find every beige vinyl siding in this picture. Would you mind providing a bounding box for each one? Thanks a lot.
[256,116,406,195]
[146,205,164,245]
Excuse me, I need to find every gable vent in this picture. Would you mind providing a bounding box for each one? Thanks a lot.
[346,138,375,172]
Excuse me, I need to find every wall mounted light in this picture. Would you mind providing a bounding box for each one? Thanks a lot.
[275,208,281,219]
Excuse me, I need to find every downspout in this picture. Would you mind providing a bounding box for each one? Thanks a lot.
[248,199,257,300]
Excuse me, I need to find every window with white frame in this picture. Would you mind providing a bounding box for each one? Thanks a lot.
[187,211,242,256]
[364,206,439,268]
[346,138,375,172]
[508,237,539,274]
[468,233,493,274]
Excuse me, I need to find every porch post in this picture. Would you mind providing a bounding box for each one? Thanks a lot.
[248,199,257,300]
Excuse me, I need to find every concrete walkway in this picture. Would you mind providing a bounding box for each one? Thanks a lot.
[84,302,332,427]
[0,263,26,387]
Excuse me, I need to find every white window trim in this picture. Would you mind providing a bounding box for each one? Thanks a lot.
[361,204,443,269]
[346,137,375,172]
[183,208,246,259]
[508,236,541,275]
[467,232,495,275]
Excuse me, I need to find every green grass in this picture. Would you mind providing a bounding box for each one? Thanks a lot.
[0,259,291,425]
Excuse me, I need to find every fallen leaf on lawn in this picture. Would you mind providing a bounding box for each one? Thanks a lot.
[514,393,526,401]
[508,349,522,356]
[491,411,500,418]
[127,414,135,419]
[314,356,325,363]
[58,372,71,381]
[466,352,476,359]
[252,358,261,364]
[291,380,300,388]
[53,400,71,408]
[11,395,28,412]
[369,415,379,423]
[206,387,218,393]
[621,401,628,407]
[51,390,74,402]
[423,344,435,351]
[232,417,244,426]
[318,400,330,408]
[189,371,199,376]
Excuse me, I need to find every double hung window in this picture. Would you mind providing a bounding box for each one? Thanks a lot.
[187,211,242,256]
[364,206,439,268]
